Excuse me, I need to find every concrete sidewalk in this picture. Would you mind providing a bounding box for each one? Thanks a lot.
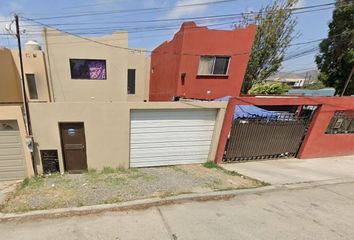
[222,155,354,185]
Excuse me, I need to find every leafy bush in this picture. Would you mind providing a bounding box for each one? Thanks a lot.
[248,82,290,95]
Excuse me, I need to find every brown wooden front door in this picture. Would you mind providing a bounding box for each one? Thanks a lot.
[59,122,87,173]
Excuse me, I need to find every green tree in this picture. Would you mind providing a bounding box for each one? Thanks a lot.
[240,0,299,93]
[315,0,354,95]
[248,82,290,95]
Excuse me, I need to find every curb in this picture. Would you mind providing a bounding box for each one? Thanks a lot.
[280,177,354,190]
[1,178,353,223]
[0,185,278,223]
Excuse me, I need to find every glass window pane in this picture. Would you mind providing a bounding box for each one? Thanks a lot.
[70,59,89,79]
[70,59,106,80]
[213,57,230,75]
[198,56,214,75]
[25,74,38,99]
[128,69,136,94]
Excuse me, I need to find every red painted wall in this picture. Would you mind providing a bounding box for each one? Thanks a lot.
[215,96,354,163]
[149,32,184,101]
[149,22,257,101]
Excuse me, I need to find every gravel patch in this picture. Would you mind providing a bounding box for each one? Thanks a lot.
[0,164,264,213]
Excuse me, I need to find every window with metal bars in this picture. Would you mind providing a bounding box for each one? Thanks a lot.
[325,111,354,134]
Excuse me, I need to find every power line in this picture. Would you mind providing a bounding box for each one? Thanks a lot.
[22,21,238,45]
[284,47,319,61]
[26,0,245,20]
[21,14,347,59]
[278,67,317,74]
[26,2,336,21]
[23,18,241,34]
[25,23,238,36]
[22,18,346,52]
[21,5,338,38]
[22,13,252,27]
[22,0,238,16]
[22,5,335,32]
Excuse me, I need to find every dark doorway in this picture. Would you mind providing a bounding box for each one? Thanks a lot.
[59,122,87,173]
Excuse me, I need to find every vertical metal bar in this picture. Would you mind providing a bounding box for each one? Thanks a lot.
[15,14,37,175]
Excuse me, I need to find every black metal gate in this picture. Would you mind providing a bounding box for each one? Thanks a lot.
[223,115,310,162]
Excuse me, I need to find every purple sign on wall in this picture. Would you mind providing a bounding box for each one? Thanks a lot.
[88,60,106,80]
[70,59,107,80]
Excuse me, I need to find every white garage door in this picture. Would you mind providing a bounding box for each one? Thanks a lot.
[130,109,217,167]
[0,121,26,181]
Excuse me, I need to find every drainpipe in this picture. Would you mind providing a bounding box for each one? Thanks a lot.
[15,14,37,175]
[43,28,55,102]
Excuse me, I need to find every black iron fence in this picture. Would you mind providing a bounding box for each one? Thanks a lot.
[223,115,310,162]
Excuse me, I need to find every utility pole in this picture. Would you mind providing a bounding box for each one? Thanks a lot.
[15,14,37,175]
[341,66,354,96]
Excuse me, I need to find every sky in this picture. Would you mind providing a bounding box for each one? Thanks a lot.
[0,0,335,72]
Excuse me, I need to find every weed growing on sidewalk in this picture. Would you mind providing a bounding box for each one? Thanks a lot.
[19,176,44,190]
[202,162,270,186]
[203,161,242,177]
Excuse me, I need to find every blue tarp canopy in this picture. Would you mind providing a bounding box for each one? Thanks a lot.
[233,105,279,119]
[214,96,279,119]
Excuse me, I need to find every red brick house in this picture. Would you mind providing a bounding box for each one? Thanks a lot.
[149,22,257,101]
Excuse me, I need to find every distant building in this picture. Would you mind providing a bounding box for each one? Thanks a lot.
[149,22,257,101]
[266,70,319,88]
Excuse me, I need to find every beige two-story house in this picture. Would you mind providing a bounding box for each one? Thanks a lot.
[2,27,225,177]
[43,28,150,103]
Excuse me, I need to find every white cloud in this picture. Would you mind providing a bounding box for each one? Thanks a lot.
[167,0,211,19]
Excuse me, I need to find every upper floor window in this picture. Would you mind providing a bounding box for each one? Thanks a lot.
[25,74,38,100]
[326,111,354,134]
[69,59,106,80]
[127,69,136,95]
[198,56,230,76]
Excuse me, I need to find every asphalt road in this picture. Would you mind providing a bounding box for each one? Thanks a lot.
[1,182,354,240]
